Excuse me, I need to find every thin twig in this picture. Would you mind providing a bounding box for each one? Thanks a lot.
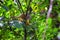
[16,0,24,13]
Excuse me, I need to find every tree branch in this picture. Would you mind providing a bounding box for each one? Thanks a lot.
[43,0,54,40]
[47,0,54,19]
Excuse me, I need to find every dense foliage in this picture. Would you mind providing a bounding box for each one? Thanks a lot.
[0,0,60,40]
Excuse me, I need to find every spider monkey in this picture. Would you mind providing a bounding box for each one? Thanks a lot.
[18,7,32,25]
[17,0,32,25]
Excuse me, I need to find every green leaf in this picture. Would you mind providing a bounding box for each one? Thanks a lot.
[47,18,52,26]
